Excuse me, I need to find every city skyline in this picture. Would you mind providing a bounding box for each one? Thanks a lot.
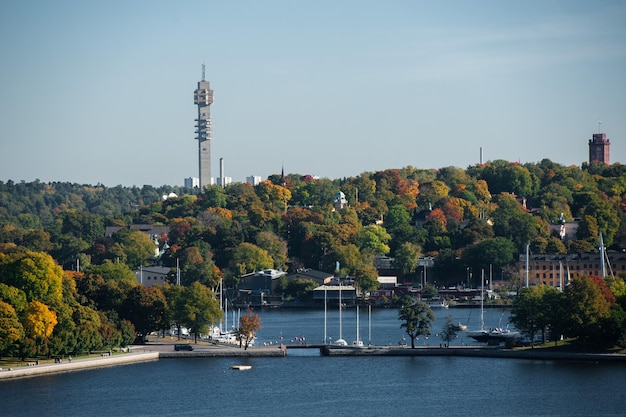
[1,1,625,187]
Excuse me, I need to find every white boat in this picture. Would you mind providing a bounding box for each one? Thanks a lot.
[468,327,520,343]
[230,365,252,371]
[466,272,520,343]
[352,305,364,347]
[425,299,449,309]
[335,282,348,346]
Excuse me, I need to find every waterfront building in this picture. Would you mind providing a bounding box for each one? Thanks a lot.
[237,269,287,307]
[194,65,214,188]
[517,251,626,288]
[589,132,611,165]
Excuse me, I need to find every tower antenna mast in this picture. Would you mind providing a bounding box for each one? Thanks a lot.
[202,63,206,81]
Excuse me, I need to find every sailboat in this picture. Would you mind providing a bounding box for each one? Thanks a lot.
[466,270,519,343]
[335,283,348,346]
[352,305,364,347]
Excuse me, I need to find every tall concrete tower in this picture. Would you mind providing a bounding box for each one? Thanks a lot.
[589,132,610,165]
[194,65,214,188]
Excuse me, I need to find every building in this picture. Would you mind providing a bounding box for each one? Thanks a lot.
[184,177,199,188]
[246,175,263,186]
[517,251,626,288]
[286,268,335,285]
[589,132,611,165]
[194,65,214,188]
[134,266,171,287]
[217,176,232,187]
[237,269,287,307]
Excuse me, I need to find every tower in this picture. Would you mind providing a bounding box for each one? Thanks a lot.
[194,65,214,188]
[588,133,610,165]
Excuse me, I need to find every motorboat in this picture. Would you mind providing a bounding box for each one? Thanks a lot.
[231,365,252,371]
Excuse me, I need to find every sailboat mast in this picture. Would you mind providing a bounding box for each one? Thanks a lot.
[339,283,342,340]
[525,243,529,288]
[480,269,485,331]
[324,286,327,344]
[368,304,372,346]
[356,305,360,343]
[600,232,606,278]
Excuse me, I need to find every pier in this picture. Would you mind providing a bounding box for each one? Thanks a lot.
[3,342,626,381]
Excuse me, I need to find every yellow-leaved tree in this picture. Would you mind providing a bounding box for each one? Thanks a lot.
[23,300,58,356]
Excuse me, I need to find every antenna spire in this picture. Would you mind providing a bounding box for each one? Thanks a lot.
[598,119,602,133]
[201,63,206,81]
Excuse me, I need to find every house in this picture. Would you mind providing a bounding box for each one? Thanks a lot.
[285,268,335,285]
[134,266,171,287]
[237,269,287,307]
[312,284,357,305]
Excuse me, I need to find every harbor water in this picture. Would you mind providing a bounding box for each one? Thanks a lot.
[2,307,625,417]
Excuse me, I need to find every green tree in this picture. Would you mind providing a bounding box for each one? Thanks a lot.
[398,297,435,348]
[284,278,318,301]
[256,231,288,270]
[565,276,613,350]
[113,228,156,268]
[354,262,380,293]
[510,285,563,347]
[185,282,221,343]
[229,243,274,278]
[440,315,459,347]
[120,286,168,343]
[0,250,64,304]
[394,242,421,278]
[357,225,391,255]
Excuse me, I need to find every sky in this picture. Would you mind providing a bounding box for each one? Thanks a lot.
[1,1,625,187]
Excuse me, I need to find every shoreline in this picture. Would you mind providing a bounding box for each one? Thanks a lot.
[2,343,625,381]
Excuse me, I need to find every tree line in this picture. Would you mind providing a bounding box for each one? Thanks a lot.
[1,159,626,356]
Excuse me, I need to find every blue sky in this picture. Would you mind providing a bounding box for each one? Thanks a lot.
[1,1,625,187]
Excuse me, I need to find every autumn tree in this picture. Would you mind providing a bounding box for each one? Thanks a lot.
[0,301,23,357]
[239,308,262,350]
[23,300,58,356]
[398,296,435,348]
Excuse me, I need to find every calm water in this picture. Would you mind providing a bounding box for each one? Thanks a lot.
[2,308,626,417]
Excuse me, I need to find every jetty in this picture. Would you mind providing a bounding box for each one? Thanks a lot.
[2,341,625,381]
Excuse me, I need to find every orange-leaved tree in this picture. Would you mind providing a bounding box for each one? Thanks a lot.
[239,308,262,350]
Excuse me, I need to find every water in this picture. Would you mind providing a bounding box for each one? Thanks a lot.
[2,308,626,417]
[253,305,514,347]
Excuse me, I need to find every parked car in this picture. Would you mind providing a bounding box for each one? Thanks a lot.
[174,344,193,351]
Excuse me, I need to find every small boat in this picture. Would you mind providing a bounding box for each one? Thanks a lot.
[425,299,449,309]
[230,365,252,371]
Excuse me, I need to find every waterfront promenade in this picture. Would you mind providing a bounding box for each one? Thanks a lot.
[2,337,626,381]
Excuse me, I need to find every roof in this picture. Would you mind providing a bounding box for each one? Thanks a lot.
[287,268,334,281]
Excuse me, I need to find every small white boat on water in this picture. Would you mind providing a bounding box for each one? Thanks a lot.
[231,365,252,371]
